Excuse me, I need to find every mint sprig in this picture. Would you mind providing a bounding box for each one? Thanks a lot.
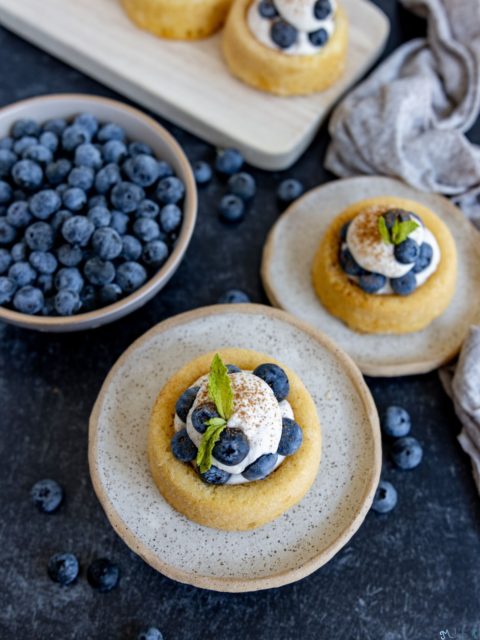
[196,354,234,473]
[377,215,419,246]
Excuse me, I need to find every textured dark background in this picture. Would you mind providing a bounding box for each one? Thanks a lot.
[1,1,479,638]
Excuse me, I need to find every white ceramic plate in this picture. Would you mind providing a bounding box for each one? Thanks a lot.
[262,177,480,377]
[89,304,380,592]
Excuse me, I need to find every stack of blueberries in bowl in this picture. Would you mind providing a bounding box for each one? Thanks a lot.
[0,96,196,330]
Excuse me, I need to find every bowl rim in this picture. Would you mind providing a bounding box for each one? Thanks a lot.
[0,93,197,331]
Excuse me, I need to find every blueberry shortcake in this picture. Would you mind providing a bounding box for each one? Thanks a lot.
[148,348,321,530]
[222,0,348,96]
[312,197,457,334]
[122,0,233,40]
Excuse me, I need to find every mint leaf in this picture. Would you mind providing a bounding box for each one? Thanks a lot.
[208,353,234,420]
[391,220,419,245]
[196,419,226,473]
[378,215,392,244]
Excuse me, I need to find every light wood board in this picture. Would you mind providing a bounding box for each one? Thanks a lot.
[0,0,389,170]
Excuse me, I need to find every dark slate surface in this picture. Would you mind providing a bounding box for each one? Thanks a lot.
[1,2,479,638]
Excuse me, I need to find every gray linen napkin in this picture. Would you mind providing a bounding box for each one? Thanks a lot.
[325,0,480,224]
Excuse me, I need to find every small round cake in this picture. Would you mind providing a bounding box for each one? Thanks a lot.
[222,0,348,96]
[148,348,321,530]
[122,0,233,40]
[312,196,458,334]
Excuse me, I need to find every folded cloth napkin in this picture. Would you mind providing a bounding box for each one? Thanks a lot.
[325,0,480,224]
[439,327,480,493]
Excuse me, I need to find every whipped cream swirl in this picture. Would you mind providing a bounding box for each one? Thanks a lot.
[248,0,336,56]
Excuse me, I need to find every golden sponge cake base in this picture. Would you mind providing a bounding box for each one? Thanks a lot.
[148,347,322,531]
[222,0,348,96]
[312,196,458,334]
[122,0,232,40]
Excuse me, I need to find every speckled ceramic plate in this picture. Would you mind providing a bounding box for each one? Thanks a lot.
[262,177,480,377]
[89,304,381,592]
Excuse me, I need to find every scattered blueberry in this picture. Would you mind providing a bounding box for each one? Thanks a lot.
[228,172,256,200]
[391,271,417,296]
[215,148,244,175]
[54,289,80,315]
[394,238,419,264]
[359,272,386,293]
[200,466,231,485]
[371,480,397,514]
[278,418,303,456]
[391,437,423,470]
[171,428,197,462]
[213,428,249,465]
[412,243,433,274]
[218,194,245,222]
[13,285,44,314]
[192,403,219,434]
[87,558,120,593]
[243,453,278,481]
[31,478,64,513]
[382,406,411,438]
[253,363,290,402]
[137,628,163,640]
[192,160,212,185]
[277,178,304,205]
[175,386,200,422]
[258,0,278,18]
[271,19,298,49]
[218,289,250,304]
[47,553,79,586]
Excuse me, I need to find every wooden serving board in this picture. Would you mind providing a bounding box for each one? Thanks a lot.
[0,0,389,170]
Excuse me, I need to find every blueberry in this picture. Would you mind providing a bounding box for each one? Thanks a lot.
[84,258,115,286]
[0,276,16,304]
[191,403,219,434]
[115,261,147,292]
[382,405,411,438]
[0,248,12,274]
[0,180,13,205]
[11,118,40,139]
[98,283,122,306]
[218,194,245,223]
[13,286,44,314]
[215,148,244,175]
[47,553,79,586]
[142,240,169,266]
[218,289,250,304]
[278,417,303,456]
[74,143,103,170]
[156,176,185,205]
[81,284,97,311]
[110,211,129,235]
[253,363,290,401]
[38,274,54,295]
[39,131,59,153]
[9,261,36,287]
[133,217,161,242]
[62,215,94,246]
[88,205,112,228]
[138,627,163,640]
[200,466,231,485]
[31,478,63,513]
[160,204,182,233]
[87,558,120,593]
[0,218,16,244]
[46,159,72,185]
[68,166,95,191]
[412,243,433,274]
[111,181,145,213]
[313,0,332,19]
[213,428,249,466]
[11,242,27,262]
[0,149,17,177]
[137,199,160,219]
[258,0,278,17]
[88,195,108,209]
[23,144,53,165]
[309,27,328,46]
[62,124,91,151]
[74,113,99,137]
[157,161,174,180]
[371,480,397,514]
[102,139,128,164]
[126,154,160,187]
[277,178,304,205]
[339,247,365,277]
[226,364,241,374]
[129,141,153,157]
[192,160,212,185]
[391,436,423,470]
[175,386,200,422]
[359,272,386,293]
[171,428,197,462]
[43,118,67,136]
[271,19,298,49]
[97,122,126,143]
[6,201,32,228]
[228,172,256,200]
[54,289,80,316]
[384,208,410,231]
[121,235,142,261]
[242,453,278,481]
[394,238,419,264]
[0,137,13,151]
[63,187,88,212]
[11,160,43,190]
[55,267,84,293]
[14,137,38,157]
[92,227,123,260]
[51,209,72,232]
[29,251,57,274]
[95,163,121,194]
[390,271,416,296]
[29,189,61,219]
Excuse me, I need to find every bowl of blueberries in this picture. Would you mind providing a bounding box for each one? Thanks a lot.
[0,94,197,331]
